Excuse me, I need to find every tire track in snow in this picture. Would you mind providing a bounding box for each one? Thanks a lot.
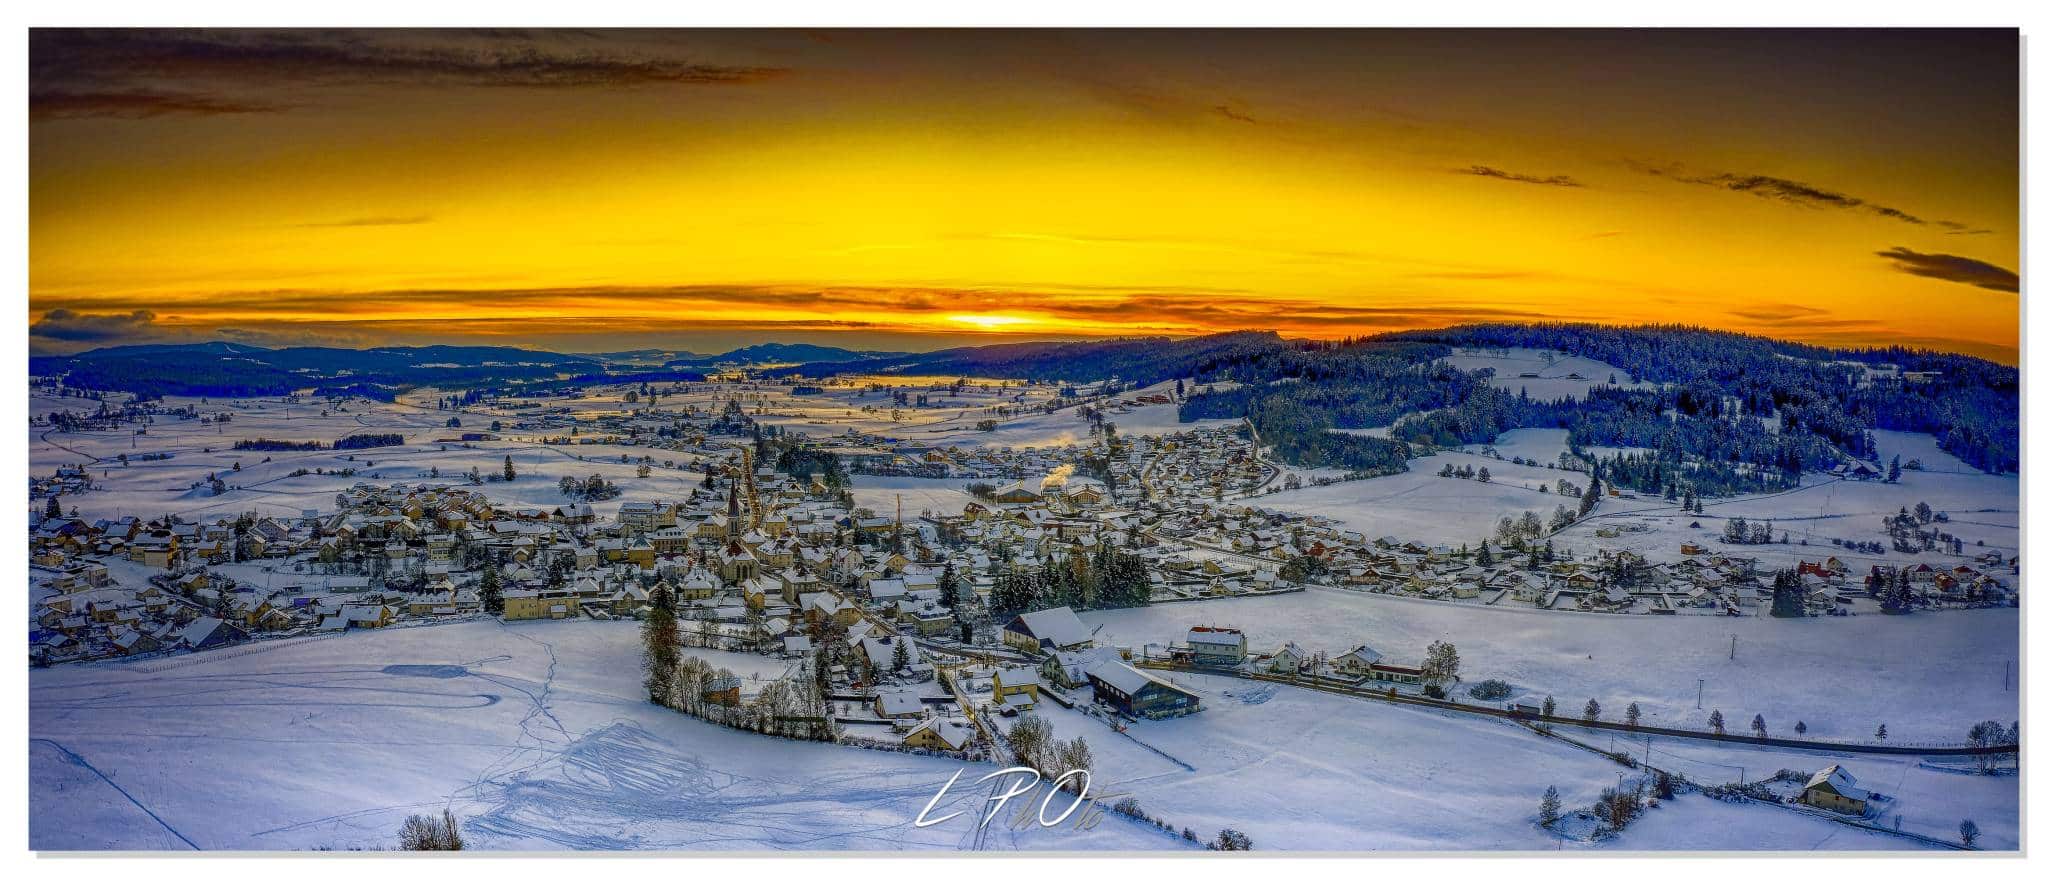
[33,738,200,850]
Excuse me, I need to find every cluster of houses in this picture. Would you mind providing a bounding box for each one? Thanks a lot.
[1126,430,1271,502]
[29,561,255,664]
[30,463,94,505]
[1148,624,1433,688]
[30,376,2016,695]
[1002,607,1204,720]
[1857,558,2019,607]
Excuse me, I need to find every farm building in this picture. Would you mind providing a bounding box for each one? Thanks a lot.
[1003,606,1095,653]
[1800,764,1870,816]
[1086,661,1202,720]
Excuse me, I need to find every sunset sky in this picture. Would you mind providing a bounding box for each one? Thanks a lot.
[28,29,2020,362]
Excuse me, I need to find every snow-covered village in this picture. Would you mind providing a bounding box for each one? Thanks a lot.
[19,23,2030,867]
[22,331,2022,853]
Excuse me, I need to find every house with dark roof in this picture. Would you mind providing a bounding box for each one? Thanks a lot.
[1086,661,1201,720]
[178,617,250,651]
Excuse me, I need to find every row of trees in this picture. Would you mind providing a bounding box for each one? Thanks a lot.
[987,544,1154,619]
[555,474,621,501]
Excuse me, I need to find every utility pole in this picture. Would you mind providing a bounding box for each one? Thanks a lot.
[1696,678,1705,708]
[1729,634,1738,661]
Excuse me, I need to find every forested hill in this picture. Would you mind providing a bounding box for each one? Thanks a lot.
[29,344,605,400]
[1387,323,2017,477]
[772,322,2013,481]
[1168,323,2017,484]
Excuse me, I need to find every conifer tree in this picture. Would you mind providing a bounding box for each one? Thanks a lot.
[479,566,503,615]
[642,586,681,705]
[1539,785,1562,826]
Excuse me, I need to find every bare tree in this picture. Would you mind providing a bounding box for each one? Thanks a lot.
[398,809,465,851]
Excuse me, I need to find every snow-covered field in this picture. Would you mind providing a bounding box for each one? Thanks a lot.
[29,392,714,522]
[1551,429,2020,567]
[849,476,985,519]
[29,619,1186,852]
[993,667,1998,850]
[1553,729,2020,850]
[1246,448,1601,547]
[1243,422,2018,573]
[1440,348,1658,402]
[1479,427,1574,467]
[29,609,2015,852]
[1080,588,2018,746]
[875,380,1239,450]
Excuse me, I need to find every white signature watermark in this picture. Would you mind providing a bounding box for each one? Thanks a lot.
[915,767,1128,832]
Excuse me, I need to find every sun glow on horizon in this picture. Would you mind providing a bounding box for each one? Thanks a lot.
[946,314,1038,330]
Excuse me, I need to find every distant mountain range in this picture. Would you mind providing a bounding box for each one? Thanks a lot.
[590,348,702,365]
[29,334,1281,400]
[664,343,907,368]
[30,343,614,400]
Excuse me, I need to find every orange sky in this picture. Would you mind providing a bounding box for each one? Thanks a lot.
[28,29,2021,362]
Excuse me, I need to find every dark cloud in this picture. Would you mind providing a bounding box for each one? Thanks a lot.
[29,309,164,342]
[30,29,788,120]
[1627,160,1980,230]
[1936,220,1994,236]
[290,215,433,228]
[1875,247,2019,293]
[30,89,287,119]
[1726,304,1830,322]
[1460,165,1583,188]
[1212,105,1257,124]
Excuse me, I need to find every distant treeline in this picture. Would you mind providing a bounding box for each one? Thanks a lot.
[233,439,323,451]
[234,433,403,452]
[333,433,405,450]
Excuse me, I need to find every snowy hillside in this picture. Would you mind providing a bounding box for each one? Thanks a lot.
[30,620,1186,852]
